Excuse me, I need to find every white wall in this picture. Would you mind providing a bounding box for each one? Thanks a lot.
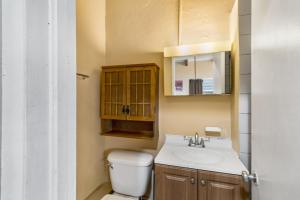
[238,0,252,170]
[1,0,76,199]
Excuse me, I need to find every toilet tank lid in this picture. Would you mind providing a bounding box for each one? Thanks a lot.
[108,150,153,167]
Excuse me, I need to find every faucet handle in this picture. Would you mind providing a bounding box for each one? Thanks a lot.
[199,138,206,148]
[184,136,195,146]
[188,138,194,146]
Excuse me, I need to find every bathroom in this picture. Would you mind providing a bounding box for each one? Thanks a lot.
[2,0,300,200]
[77,0,250,199]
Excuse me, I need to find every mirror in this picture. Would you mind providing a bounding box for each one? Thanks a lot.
[164,51,231,96]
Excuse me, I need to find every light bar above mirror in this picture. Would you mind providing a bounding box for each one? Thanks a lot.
[164,41,231,58]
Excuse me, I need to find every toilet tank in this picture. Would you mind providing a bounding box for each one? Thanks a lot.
[108,150,153,197]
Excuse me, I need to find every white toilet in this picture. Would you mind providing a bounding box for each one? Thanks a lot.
[102,150,154,200]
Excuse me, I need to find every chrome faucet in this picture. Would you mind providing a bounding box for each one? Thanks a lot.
[185,132,206,148]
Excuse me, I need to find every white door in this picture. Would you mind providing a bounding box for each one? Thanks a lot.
[1,0,76,199]
[252,0,300,199]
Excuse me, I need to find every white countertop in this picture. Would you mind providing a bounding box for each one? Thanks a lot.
[155,134,248,175]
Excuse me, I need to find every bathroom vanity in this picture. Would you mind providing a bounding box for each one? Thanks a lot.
[154,135,249,200]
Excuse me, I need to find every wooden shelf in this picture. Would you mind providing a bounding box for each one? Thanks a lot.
[102,130,154,140]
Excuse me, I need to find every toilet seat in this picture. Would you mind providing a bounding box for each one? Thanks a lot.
[101,194,138,200]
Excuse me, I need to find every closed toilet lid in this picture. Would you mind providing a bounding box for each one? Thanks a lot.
[101,194,137,200]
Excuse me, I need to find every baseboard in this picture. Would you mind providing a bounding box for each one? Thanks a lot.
[84,182,112,200]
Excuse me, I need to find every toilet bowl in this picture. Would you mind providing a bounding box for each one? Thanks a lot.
[101,150,153,200]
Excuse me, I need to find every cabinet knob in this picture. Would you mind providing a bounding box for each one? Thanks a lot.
[190,178,195,184]
[122,105,126,114]
[200,180,206,185]
[125,105,130,114]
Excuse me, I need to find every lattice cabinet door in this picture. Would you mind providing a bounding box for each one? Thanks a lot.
[101,68,127,120]
[126,66,157,121]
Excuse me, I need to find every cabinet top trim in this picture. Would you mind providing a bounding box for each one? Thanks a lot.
[102,63,159,69]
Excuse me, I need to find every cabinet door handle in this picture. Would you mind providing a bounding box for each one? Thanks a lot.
[122,105,126,114]
[200,180,206,185]
[125,105,130,114]
[190,178,195,184]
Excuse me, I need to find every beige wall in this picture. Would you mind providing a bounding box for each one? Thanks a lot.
[181,0,235,44]
[105,0,233,149]
[77,0,107,199]
[77,0,237,198]
[230,0,240,152]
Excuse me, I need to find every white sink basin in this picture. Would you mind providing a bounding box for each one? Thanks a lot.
[155,135,248,175]
[172,147,224,165]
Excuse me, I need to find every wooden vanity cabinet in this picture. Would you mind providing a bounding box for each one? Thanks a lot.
[155,164,198,200]
[100,63,159,139]
[198,171,248,200]
[155,164,249,200]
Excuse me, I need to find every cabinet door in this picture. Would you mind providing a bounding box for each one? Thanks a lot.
[198,171,248,200]
[126,66,157,121]
[155,164,197,200]
[101,68,126,120]
[206,181,240,200]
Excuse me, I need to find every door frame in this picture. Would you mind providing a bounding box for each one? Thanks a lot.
[1,0,76,199]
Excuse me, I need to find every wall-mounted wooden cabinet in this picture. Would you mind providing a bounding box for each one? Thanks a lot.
[100,63,159,139]
[155,164,249,200]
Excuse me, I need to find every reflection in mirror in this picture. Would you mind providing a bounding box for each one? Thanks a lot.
[172,56,195,96]
[171,51,231,96]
